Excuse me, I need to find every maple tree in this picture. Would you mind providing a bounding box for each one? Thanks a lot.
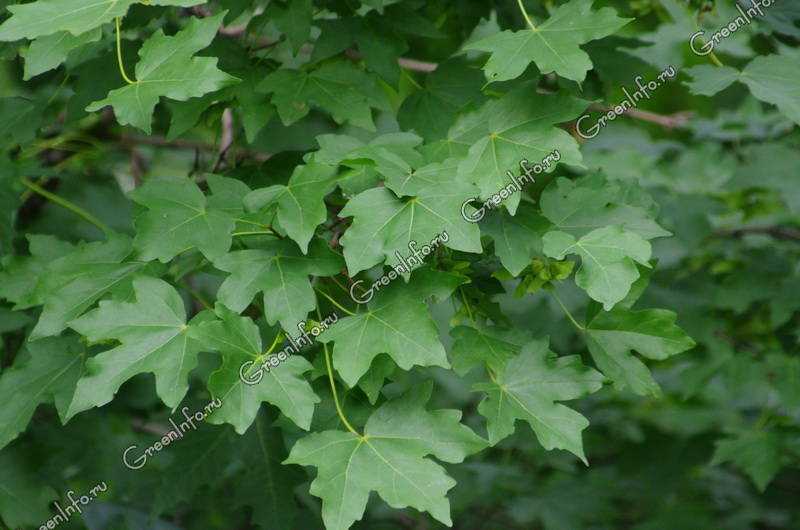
[0,0,799,529]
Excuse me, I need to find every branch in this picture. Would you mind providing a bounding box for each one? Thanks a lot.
[590,103,692,129]
[119,134,271,163]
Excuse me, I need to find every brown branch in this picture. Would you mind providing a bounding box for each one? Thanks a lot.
[119,134,271,163]
[589,103,692,129]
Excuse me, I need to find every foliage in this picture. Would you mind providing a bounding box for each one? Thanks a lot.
[0,0,799,529]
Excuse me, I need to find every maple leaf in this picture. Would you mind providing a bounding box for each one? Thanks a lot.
[318,271,460,386]
[86,14,239,133]
[454,90,586,215]
[0,0,204,41]
[191,305,320,433]
[66,276,203,419]
[259,60,388,131]
[543,225,652,310]
[285,383,485,530]
[214,238,343,335]
[21,27,102,80]
[585,307,696,396]
[245,162,340,253]
[339,165,481,276]
[465,0,631,83]
[473,338,604,461]
[130,175,244,262]
[0,336,84,450]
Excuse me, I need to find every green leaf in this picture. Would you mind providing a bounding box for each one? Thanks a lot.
[318,273,451,387]
[131,175,241,262]
[740,55,800,125]
[0,234,75,309]
[449,324,529,376]
[21,27,102,80]
[685,54,800,126]
[397,59,485,141]
[0,448,57,528]
[66,276,202,418]
[214,238,343,334]
[235,410,304,529]
[86,14,239,133]
[285,383,485,530]
[473,338,603,460]
[465,0,631,83]
[712,430,783,492]
[539,174,671,240]
[192,305,320,432]
[30,233,143,339]
[245,162,340,253]
[0,0,204,41]
[481,202,549,276]
[543,226,652,310]
[586,307,696,396]
[0,336,84,450]
[339,169,481,276]
[260,60,386,131]
[683,65,741,97]
[268,0,313,54]
[455,90,586,214]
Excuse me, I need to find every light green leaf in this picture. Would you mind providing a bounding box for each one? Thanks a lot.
[740,54,800,125]
[318,273,451,387]
[86,14,239,133]
[586,307,696,396]
[285,383,485,530]
[683,65,741,96]
[473,338,604,461]
[131,176,240,262]
[464,0,631,83]
[543,226,651,310]
[21,27,102,80]
[214,238,343,334]
[245,162,340,253]
[191,305,319,433]
[29,233,143,339]
[455,90,586,215]
[339,169,481,276]
[66,276,202,418]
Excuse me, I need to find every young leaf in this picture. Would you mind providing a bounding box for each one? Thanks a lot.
[21,27,102,80]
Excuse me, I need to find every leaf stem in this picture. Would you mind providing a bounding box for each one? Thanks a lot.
[315,287,357,317]
[115,17,136,85]
[20,178,110,234]
[516,0,538,30]
[232,230,276,237]
[318,308,361,438]
[708,51,724,68]
[550,289,585,332]
[460,287,475,323]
